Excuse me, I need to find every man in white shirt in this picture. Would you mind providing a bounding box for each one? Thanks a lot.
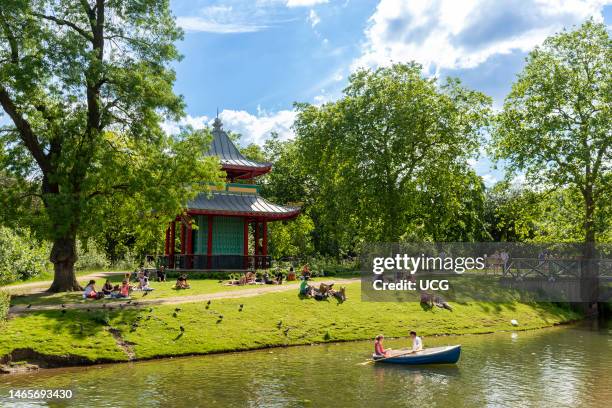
[410,331,423,352]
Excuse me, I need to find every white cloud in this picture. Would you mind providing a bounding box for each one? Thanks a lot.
[308,9,321,27]
[177,17,267,33]
[219,109,297,145]
[354,0,609,72]
[163,110,297,145]
[286,0,329,7]
[177,5,268,33]
[160,115,211,135]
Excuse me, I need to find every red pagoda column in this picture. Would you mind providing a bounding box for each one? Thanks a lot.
[169,221,176,268]
[207,215,213,269]
[180,223,186,255]
[243,218,249,269]
[164,227,170,255]
[186,220,193,269]
[262,221,268,256]
[262,221,268,269]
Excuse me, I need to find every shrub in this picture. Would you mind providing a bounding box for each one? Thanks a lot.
[0,226,51,284]
[0,290,10,323]
[75,240,110,271]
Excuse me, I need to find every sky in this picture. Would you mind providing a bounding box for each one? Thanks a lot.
[167,0,611,186]
[1,1,608,185]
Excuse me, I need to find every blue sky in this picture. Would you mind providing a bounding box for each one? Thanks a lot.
[167,0,611,185]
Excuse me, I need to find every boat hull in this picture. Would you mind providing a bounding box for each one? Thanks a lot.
[374,345,461,365]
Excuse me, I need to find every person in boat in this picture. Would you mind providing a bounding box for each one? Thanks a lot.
[410,331,423,352]
[101,279,114,296]
[374,334,390,357]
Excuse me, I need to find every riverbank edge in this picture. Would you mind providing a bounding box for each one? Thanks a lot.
[0,317,583,374]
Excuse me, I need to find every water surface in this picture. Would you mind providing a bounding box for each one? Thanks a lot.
[1,322,610,407]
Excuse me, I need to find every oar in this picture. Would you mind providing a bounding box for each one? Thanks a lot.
[357,350,415,366]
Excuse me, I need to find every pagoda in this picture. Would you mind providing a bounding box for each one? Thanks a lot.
[162,117,300,271]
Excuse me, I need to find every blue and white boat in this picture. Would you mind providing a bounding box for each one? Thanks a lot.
[373,345,461,365]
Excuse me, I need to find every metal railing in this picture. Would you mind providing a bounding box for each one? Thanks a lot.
[157,254,272,271]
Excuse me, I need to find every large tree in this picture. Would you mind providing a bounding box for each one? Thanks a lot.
[491,20,611,245]
[0,1,223,291]
[294,63,491,252]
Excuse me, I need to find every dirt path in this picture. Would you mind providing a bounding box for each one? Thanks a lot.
[2,271,128,294]
[8,278,360,314]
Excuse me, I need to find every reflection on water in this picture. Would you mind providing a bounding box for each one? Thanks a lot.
[0,322,610,407]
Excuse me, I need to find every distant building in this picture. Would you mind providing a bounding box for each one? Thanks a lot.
[162,117,300,270]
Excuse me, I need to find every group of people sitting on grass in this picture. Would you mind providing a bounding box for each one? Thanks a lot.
[226,271,284,286]
[82,270,156,300]
[299,277,346,302]
[83,279,131,300]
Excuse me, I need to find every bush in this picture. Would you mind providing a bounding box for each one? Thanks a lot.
[0,226,51,284]
[75,240,110,271]
[0,290,9,323]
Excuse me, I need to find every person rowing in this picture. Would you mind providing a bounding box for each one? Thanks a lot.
[374,334,390,358]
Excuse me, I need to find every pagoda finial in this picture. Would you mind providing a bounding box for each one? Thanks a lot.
[212,108,222,131]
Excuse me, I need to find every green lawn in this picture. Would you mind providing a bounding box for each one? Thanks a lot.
[0,282,580,365]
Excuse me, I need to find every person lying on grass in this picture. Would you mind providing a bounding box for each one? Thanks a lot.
[174,274,191,289]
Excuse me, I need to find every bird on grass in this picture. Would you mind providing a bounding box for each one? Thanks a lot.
[283,328,290,336]
[61,304,66,308]
[172,312,178,318]
[239,304,244,312]
[127,300,132,304]
[175,308,182,312]
[180,326,185,332]
[148,308,153,313]
[142,292,149,297]
[26,304,32,309]
[218,315,223,319]
[277,321,282,329]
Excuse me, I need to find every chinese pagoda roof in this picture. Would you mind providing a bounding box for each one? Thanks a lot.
[187,191,300,220]
[206,118,271,179]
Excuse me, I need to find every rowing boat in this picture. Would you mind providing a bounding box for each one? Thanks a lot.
[372,345,461,365]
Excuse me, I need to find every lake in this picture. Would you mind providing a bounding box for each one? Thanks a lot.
[1,321,610,407]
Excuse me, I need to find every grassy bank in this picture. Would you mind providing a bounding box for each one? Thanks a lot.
[0,282,581,368]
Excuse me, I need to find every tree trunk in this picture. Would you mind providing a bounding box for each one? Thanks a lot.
[580,185,598,313]
[48,236,81,292]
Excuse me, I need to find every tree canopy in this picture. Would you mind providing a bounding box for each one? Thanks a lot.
[293,63,492,254]
[491,20,611,244]
[0,0,223,291]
